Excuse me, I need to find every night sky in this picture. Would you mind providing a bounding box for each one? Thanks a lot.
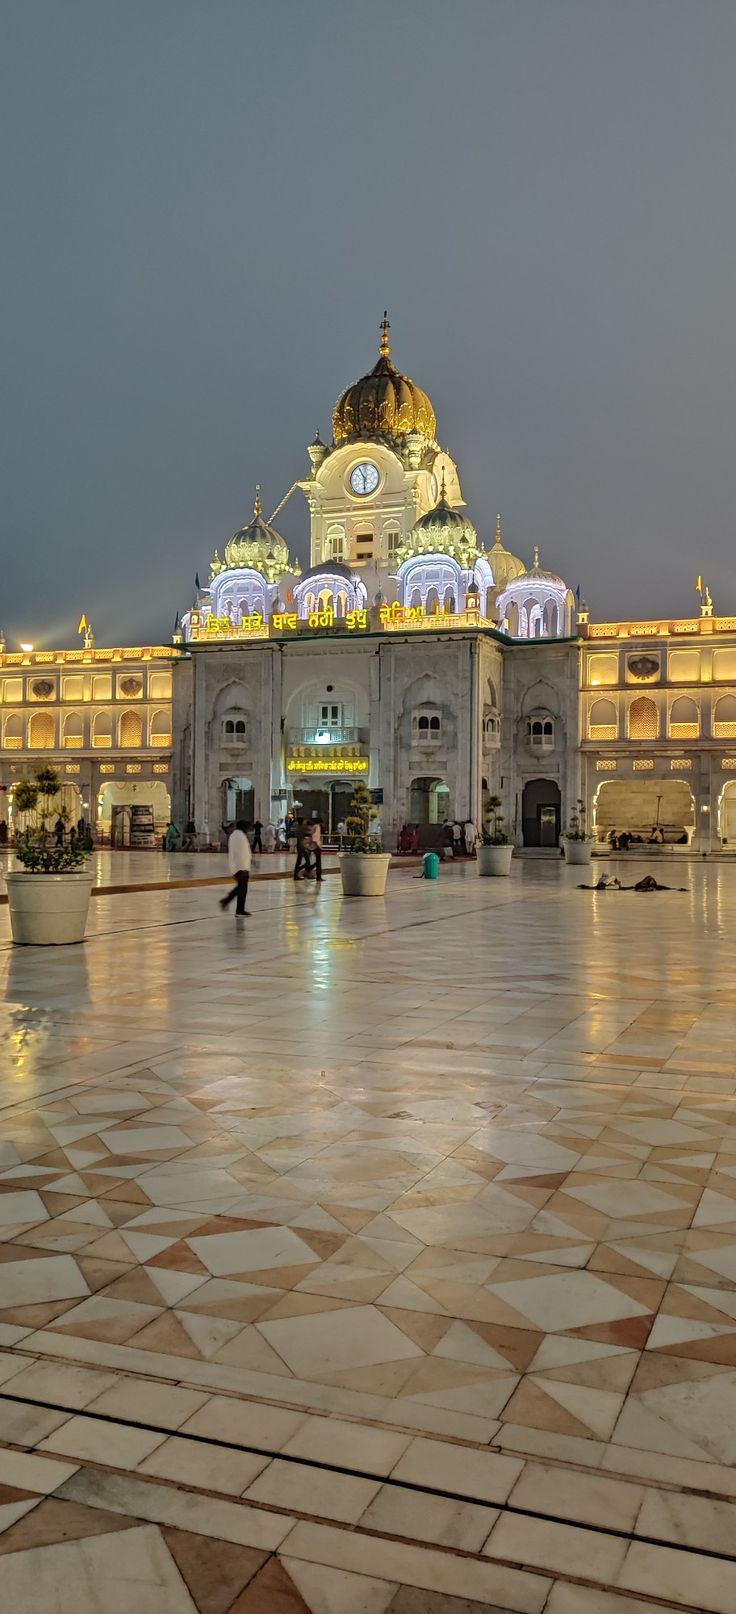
[3,0,736,647]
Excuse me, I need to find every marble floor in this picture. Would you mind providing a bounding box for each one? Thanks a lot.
[1,857,736,1611]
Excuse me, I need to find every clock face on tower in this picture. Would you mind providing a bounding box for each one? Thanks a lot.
[349,462,380,496]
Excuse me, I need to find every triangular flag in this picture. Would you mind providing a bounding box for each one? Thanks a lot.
[77,613,88,635]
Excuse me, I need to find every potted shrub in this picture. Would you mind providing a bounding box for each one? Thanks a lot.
[477,794,513,876]
[5,766,93,945]
[339,779,391,896]
[562,799,594,865]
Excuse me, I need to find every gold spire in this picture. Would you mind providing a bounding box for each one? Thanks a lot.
[253,485,262,519]
[494,514,502,545]
[379,310,391,359]
[532,544,541,570]
[440,468,447,502]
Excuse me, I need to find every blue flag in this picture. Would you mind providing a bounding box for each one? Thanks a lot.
[195,572,201,591]
[575,583,581,603]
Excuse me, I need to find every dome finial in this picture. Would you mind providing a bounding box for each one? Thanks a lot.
[253,484,262,518]
[440,468,447,502]
[532,544,540,569]
[495,514,502,545]
[379,310,391,359]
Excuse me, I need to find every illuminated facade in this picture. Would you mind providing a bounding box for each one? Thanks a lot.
[5,318,735,853]
[175,316,580,843]
[0,643,175,841]
[580,609,736,849]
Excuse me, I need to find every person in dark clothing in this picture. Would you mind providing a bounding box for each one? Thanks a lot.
[252,820,263,853]
[293,820,312,880]
[54,816,65,847]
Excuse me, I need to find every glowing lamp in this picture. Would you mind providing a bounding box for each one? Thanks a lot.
[20,643,34,653]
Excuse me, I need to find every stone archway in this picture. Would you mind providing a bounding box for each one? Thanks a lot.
[522,778,561,846]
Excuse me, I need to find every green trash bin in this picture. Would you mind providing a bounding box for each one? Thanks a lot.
[422,851,439,880]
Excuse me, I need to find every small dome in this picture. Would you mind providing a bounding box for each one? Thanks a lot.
[488,515,525,589]
[398,475,479,566]
[510,545,567,591]
[332,314,436,446]
[299,560,354,584]
[221,488,290,582]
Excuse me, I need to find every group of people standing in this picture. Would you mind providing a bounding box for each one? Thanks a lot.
[54,814,94,851]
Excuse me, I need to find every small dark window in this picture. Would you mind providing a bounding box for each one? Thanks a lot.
[429,715,440,731]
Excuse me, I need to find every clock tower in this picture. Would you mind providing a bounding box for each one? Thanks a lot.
[298,314,464,569]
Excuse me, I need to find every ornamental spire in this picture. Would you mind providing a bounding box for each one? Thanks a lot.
[494,514,502,545]
[440,468,447,502]
[379,310,391,358]
[253,485,262,519]
[532,544,540,570]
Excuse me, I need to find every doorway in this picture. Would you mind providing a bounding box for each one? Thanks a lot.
[410,776,450,826]
[522,778,561,846]
[222,776,254,825]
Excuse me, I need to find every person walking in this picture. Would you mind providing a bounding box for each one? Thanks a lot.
[464,818,477,856]
[293,819,312,880]
[263,821,276,853]
[54,815,65,847]
[220,819,252,916]
[252,819,263,853]
[310,817,323,882]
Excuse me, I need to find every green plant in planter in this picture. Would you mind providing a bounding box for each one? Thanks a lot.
[344,779,383,854]
[13,767,90,874]
[480,793,509,846]
[562,798,592,842]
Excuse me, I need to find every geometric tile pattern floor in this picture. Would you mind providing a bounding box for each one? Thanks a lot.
[1,854,736,1610]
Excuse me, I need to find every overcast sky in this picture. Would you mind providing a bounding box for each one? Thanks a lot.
[2,0,736,646]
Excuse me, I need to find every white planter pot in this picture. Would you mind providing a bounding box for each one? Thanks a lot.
[564,840,594,866]
[339,852,391,896]
[5,871,94,945]
[477,843,513,877]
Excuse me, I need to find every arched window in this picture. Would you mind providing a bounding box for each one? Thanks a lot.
[669,696,699,740]
[628,696,659,740]
[221,713,247,745]
[443,589,456,614]
[410,588,422,610]
[385,528,400,561]
[3,714,23,750]
[318,587,333,611]
[92,711,112,749]
[326,527,345,562]
[713,694,736,738]
[62,712,85,749]
[150,709,171,747]
[28,712,55,749]
[506,602,520,636]
[335,590,348,618]
[527,716,554,751]
[589,698,618,741]
[413,709,441,744]
[305,592,316,615]
[426,589,439,616]
[119,710,143,748]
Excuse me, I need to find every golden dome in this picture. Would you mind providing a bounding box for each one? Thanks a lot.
[332,314,436,446]
[488,514,525,589]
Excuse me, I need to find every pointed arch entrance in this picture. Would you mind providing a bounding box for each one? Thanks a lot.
[522,778,561,846]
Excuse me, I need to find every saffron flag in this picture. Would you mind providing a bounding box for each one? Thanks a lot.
[77,613,88,636]
[695,576,702,594]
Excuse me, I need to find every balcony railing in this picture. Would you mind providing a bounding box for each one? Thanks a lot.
[287,727,366,746]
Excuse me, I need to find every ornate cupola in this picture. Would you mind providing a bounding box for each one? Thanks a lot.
[331,314,437,446]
